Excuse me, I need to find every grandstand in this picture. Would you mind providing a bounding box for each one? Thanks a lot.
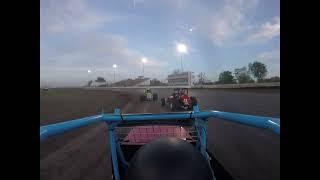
[111,77,150,87]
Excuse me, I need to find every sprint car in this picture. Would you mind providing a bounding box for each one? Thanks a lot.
[161,88,197,111]
[140,88,158,101]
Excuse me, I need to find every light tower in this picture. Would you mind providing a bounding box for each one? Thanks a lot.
[177,43,188,72]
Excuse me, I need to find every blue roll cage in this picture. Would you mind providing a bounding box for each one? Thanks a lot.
[40,105,280,180]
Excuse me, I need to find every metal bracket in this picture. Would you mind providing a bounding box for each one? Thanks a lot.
[193,105,216,180]
[107,108,122,130]
[193,105,208,156]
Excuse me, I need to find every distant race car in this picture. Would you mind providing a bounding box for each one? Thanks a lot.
[161,88,197,111]
[140,88,158,101]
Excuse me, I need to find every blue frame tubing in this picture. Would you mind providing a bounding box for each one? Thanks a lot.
[108,108,121,180]
[193,105,216,180]
[108,128,120,180]
[40,105,280,180]
[40,108,279,141]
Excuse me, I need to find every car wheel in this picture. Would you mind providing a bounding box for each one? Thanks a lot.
[153,93,158,101]
[170,99,180,111]
[161,98,165,106]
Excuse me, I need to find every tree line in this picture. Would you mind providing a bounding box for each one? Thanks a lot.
[215,61,280,84]
[85,61,279,87]
[87,77,107,87]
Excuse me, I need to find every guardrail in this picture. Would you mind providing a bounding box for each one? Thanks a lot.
[83,82,279,90]
[83,86,192,90]
[193,82,280,89]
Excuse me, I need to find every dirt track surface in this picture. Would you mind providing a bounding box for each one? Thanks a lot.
[40,88,280,180]
[40,89,131,180]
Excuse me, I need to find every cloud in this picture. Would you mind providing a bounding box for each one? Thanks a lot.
[165,0,278,47]
[40,0,115,34]
[150,0,259,47]
[41,32,132,65]
[40,0,279,86]
[247,16,280,43]
[257,49,280,62]
[40,0,169,86]
[205,0,259,46]
[40,31,169,86]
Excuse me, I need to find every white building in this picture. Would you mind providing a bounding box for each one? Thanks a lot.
[167,72,192,86]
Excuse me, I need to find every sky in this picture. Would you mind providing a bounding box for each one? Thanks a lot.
[40,0,280,87]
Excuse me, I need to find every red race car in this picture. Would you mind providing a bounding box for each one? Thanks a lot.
[161,88,197,111]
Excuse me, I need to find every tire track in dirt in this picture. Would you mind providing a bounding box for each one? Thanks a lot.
[40,91,135,180]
